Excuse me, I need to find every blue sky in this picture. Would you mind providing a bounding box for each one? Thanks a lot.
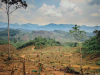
[0,0,100,26]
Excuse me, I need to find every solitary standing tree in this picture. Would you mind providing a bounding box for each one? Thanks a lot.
[0,0,27,59]
[68,24,86,74]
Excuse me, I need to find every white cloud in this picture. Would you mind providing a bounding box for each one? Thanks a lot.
[91,13,100,17]
[81,19,89,22]
[66,0,85,3]
[39,4,55,12]
[39,4,62,17]
[74,6,83,15]
[70,14,74,17]
[59,0,76,9]
[39,1,83,18]
[44,9,62,17]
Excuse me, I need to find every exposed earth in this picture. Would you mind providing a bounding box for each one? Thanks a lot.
[0,45,100,75]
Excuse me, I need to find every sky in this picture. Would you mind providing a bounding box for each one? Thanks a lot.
[0,0,100,26]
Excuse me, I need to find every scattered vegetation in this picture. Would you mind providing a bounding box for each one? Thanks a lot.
[41,53,43,55]
[0,40,8,45]
[0,25,100,75]
[62,42,79,47]
[96,61,100,65]
[53,65,55,68]
[96,68,100,72]
[50,61,54,63]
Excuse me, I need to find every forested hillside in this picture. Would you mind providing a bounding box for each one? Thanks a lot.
[0,29,95,47]
[82,30,100,57]
[0,29,20,45]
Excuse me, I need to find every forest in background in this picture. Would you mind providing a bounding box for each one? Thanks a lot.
[0,27,100,58]
[0,28,95,47]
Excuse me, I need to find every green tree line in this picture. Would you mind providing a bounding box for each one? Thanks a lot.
[82,30,100,56]
[17,36,61,49]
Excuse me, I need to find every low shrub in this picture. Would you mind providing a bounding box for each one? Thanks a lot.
[41,53,43,55]
[50,61,54,63]
[96,68,100,72]
[53,65,55,68]
[32,70,38,72]
[96,61,100,65]
[60,54,62,57]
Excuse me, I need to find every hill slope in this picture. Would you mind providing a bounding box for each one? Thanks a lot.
[0,29,95,47]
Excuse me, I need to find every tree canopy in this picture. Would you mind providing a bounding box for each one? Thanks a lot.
[69,24,86,41]
[1,0,27,8]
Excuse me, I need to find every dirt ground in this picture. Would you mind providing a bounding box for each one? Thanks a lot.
[0,45,100,75]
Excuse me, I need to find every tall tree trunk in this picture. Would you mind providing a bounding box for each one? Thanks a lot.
[7,5,10,58]
[79,43,83,75]
[23,58,26,75]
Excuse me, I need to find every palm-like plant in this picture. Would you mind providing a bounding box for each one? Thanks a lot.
[69,24,86,74]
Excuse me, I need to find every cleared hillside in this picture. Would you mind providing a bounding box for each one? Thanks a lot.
[0,44,16,52]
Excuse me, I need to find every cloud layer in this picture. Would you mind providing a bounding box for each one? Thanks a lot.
[0,0,100,26]
[86,0,100,5]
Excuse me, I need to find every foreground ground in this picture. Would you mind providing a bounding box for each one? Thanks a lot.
[0,44,100,75]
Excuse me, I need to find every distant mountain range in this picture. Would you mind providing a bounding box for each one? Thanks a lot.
[0,22,100,32]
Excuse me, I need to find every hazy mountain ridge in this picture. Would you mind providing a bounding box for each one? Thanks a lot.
[0,22,100,32]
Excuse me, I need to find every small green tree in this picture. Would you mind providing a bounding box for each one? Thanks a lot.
[68,24,86,74]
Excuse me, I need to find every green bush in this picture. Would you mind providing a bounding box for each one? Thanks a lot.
[70,67,74,70]
[53,65,55,68]
[41,53,43,55]
[32,70,38,72]
[82,35,100,57]
[50,61,54,63]
[60,54,62,57]
[96,61,100,65]
[0,40,8,45]
[96,68,100,72]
